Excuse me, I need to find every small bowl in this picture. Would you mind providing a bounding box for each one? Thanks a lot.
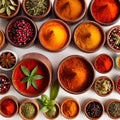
[105,99,120,119]
[22,0,52,20]
[0,95,18,118]
[94,53,114,73]
[57,55,95,94]
[0,0,21,19]
[19,99,39,120]
[0,50,18,71]
[90,0,120,26]
[12,53,52,97]
[115,76,120,94]
[0,74,11,94]
[83,99,104,120]
[0,29,5,50]
[61,98,80,119]
[38,19,71,52]
[94,76,114,97]
[5,16,37,48]
[106,25,120,52]
[73,20,105,53]
[53,0,87,24]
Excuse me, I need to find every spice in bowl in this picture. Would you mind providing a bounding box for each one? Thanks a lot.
[107,26,120,52]
[94,76,114,96]
[74,21,105,53]
[0,30,5,50]
[39,19,71,51]
[94,54,113,73]
[6,16,37,47]
[115,77,120,94]
[0,74,11,94]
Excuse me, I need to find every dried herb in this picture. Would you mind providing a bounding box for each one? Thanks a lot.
[26,0,49,16]
[0,52,16,69]
[21,66,44,89]
[0,0,17,16]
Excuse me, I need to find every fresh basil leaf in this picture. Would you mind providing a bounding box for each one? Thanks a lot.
[21,66,30,76]
[33,75,44,80]
[41,106,49,113]
[32,80,38,89]
[21,77,28,82]
[31,66,38,76]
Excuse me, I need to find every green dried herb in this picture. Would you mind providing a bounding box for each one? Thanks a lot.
[0,0,17,16]
[26,0,49,16]
[21,66,44,89]
[114,34,120,45]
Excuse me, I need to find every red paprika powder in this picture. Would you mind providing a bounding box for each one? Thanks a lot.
[1,99,16,116]
[95,54,113,73]
[92,0,119,23]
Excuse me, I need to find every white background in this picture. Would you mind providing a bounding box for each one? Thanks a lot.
[0,0,120,120]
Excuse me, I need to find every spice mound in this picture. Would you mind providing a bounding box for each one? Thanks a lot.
[0,74,11,94]
[74,22,104,52]
[55,0,83,20]
[39,20,70,51]
[95,54,113,73]
[91,0,119,24]
[58,56,94,93]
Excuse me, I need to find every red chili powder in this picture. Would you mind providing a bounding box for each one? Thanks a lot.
[1,99,16,116]
[12,59,49,96]
[95,54,113,73]
[116,78,120,93]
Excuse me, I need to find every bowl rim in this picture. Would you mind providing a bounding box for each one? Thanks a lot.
[22,0,52,20]
[0,29,5,50]
[5,16,38,48]
[73,20,106,53]
[38,18,72,52]
[57,55,95,94]
[53,0,87,24]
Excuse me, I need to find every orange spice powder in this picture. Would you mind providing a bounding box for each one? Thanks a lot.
[0,31,3,45]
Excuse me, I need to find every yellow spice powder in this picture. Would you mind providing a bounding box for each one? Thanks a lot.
[0,31,3,45]
[56,0,82,20]
[74,23,102,51]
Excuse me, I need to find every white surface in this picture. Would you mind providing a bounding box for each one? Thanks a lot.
[0,0,120,120]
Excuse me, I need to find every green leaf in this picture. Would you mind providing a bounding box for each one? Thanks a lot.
[33,75,44,80]
[48,100,56,106]
[9,5,15,10]
[30,66,38,76]
[10,0,17,6]
[21,66,30,76]
[21,77,28,82]
[41,106,49,113]
[0,7,5,13]
[46,106,57,118]
[27,79,31,89]
[2,0,5,5]
[6,7,11,16]
[41,94,50,101]
[50,80,60,100]
[32,80,38,89]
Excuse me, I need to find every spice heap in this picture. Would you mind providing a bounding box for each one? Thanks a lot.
[74,22,103,52]
[108,101,120,118]
[0,75,10,94]
[0,51,16,69]
[108,26,120,50]
[95,54,113,73]
[8,18,35,46]
[95,78,113,96]
[26,0,49,16]
[55,0,82,20]
[39,20,69,51]
[92,0,119,23]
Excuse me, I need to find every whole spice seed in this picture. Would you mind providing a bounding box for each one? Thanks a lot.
[108,101,120,118]
[26,0,49,16]
[86,101,103,118]
[8,19,35,46]
[0,52,16,69]
[0,75,10,94]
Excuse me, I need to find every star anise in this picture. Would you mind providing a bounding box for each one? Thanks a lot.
[0,52,16,69]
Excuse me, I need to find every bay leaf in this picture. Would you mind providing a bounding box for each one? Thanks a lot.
[0,7,5,13]
[9,5,15,10]
[10,0,17,6]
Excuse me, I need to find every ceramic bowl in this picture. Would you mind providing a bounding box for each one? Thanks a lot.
[89,0,120,26]
[94,53,114,74]
[53,0,87,24]
[61,98,80,119]
[115,76,120,94]
[105,99,120,119]
[0,50,18,71]
[0,74,11,95]
[38,19,71,52]
[57,55,95,94]
[73,20,105,53]
[83,99,104,120]
[19,99,39,120]
[0,95,18,118]
[5,16,37,48]
[106,25,120,52]
[94,76,114,97]
[0,29,5,50]
[0,0,21,19]
[12,53,52,97]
